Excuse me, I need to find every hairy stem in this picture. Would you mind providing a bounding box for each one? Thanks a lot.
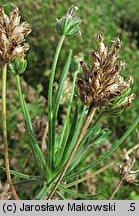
[46,105,95,199]
[48,35,65,172]
[2,63,19,200]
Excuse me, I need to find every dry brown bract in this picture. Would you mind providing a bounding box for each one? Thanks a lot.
[0,5,31,63]
[77,33,134,107]
[120,148,139,184]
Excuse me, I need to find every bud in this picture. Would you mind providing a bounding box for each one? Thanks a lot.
[56,5,81,37]
[8,56,27,75]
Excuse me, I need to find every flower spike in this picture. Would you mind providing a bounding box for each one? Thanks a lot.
[0,5,31,63]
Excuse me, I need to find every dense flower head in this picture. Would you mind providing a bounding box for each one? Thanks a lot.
[56,5,81,37]
[0,5,31,63]
[77,33,135,112]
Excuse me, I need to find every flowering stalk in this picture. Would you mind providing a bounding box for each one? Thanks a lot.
[2,63,19,200]
[109,176,124,200]
[46,33,136,199]
[0,4,32,196]
[46,105,96,200]
[66,162,114,188]
[48,34,65,172]
[49,5,81,172]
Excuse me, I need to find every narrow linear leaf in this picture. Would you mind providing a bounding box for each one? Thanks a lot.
[55,70,79,167]
[35,184,51,200]
[16,75,50,180]
[58,185,100,199]
[68,117,106,172]
[64,116,139,181]
[23,98,50,179]
[56,192,66,200]
[77,111,104,152]
[16,75,44,176]
[0,166,42,181]
[61,105,86,167]
[68,144,89,172]
[55,103,79,167]
[52,49,72,165]
[14,179,43,185]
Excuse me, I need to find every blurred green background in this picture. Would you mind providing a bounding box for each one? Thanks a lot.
[0,0,139,199]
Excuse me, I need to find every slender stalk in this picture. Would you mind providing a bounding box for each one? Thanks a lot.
[109,176,124,200]
[64,115,139,181]
[66,162,114,188]
[2,63,19,200]
[48,35,65,172]
[46,105,95,200]
[127,143,139,155]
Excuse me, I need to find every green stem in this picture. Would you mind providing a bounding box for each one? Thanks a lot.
[48,35,65,172]
[16,74,50,180]
[2,63,19,200]
[46,105,95,200]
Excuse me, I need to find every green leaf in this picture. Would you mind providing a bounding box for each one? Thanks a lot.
[16,75,50,180]
[52,49,72,166]
[64,115,139,181]
[35,184,51,200]
[0,166,42,181]
[60,105,86,167]
[58,185,100,199]
[68,127,109,172]
[55,102,79,168]
[67,145,88,172]
[23,98,50,178]
[55,70,79,168]
[56,192,66,200]
[76,111,104,152]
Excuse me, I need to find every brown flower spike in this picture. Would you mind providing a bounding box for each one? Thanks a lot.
[77,33,135,108]
[0,5,31,63]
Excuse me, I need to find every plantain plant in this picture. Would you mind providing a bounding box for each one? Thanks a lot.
[0,4,139,200]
